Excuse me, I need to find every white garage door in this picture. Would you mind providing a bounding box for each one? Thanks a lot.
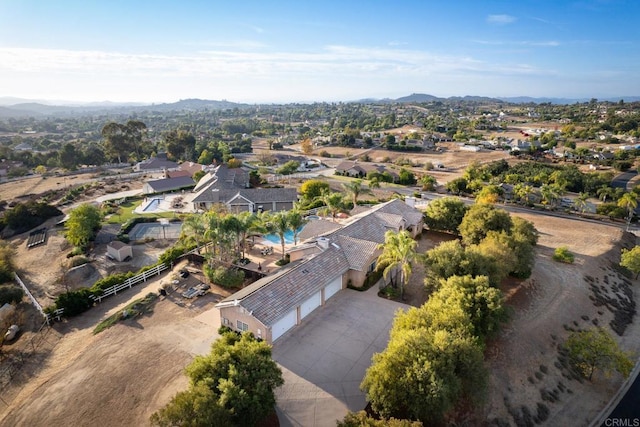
[300,291,322,319]
[324,276,342,301]
[271,310,297,342]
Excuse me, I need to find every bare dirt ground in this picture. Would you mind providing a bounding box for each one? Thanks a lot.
[0,172,99,201]
[485,213,639,426]
[0,262,228,427]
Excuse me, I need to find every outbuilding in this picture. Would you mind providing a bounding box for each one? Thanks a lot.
[107,241,133,262]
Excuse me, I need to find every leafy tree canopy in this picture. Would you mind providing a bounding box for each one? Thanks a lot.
[152,332,283,427]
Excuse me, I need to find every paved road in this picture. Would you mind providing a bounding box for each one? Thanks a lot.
[611,171,638,190]
[601,371,640,426]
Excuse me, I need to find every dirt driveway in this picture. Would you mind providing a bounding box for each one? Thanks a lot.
[273,286,408,427]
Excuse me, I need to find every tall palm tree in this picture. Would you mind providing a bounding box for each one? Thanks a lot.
[270,211,290,260]
[342,179,371,208]
[618,192,638,230]
[376,230,418,300]
[287,209,308,245]
[236,211,259,259]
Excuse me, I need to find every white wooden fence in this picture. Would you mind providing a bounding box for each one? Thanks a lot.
[46,263,168,321]
[13,273,47,321]
[91,263,168,303]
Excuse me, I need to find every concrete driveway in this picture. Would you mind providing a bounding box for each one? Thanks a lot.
[272,285,408,427]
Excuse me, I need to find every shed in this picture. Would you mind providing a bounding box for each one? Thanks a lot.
[107,241,133,262]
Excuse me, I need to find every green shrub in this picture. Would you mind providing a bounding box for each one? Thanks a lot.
[158,244,193,266]
[553,246,575,264]
[54,288,95,317]
[0,201,62,235]
[0,285,24,305]
[90,272,135,293]
[205,265,244,289]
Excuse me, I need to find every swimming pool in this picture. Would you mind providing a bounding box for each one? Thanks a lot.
[263,228,302,245]
[142,198,162,212]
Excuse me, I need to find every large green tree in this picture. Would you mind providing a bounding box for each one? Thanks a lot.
[459,203,512,245]
[151,332,283,427]
[65,203,102,248]
[424,197,467,234]
[565,327,633,381]
[165,129,197,161]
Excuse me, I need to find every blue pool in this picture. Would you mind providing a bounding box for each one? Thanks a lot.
[263,227,302,245]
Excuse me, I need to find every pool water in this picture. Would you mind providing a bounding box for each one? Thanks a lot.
[263,227,302,245]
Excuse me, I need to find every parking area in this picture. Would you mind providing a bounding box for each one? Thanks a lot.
[272,285,408,427]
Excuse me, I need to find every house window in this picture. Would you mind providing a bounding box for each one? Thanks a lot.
[368,261,376,273]
[222,317,231,326]
[236,320,249,332]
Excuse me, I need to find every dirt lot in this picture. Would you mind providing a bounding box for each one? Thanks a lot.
[0,263,228,427]
[485,213,639,426]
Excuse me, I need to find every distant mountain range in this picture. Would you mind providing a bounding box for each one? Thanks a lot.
[1,94,640,118]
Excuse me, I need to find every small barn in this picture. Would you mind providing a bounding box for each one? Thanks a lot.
[107,241,133,262]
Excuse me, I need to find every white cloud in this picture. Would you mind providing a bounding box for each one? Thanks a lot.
[487,14,517,24]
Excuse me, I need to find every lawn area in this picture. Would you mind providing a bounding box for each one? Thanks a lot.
[104,198,176,225]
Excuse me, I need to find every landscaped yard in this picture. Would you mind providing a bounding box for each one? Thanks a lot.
[104,198,176,225]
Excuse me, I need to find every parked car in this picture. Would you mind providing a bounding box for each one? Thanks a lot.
[182,285,207,299]
[179,270,190,278]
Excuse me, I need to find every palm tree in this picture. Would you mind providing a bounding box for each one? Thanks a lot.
[540,184,561,209]
[318,190,346,222]
[270,211,290,260]
[597,185,615,202]
[376,230,418,300]
[181,213,206,251]
[236,211,259,260]
[342,179,371,208]
[618,192,638,230]
[287,209,308,245]
[573,192,589,213]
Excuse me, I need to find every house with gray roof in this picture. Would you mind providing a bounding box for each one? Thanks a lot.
[134,152,179,172]
[191,164,298,213]
[142,175,195,194]
[216,198,423,343]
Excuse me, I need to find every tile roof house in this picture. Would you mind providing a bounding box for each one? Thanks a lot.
[191,165,298,213]
[216,198,424,343]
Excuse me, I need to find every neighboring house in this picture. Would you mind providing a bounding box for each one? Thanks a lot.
[134,152,179,172]
[216,199,424,343]
[142,176,195,194]
[107,241,133,261]
[167,161,208,179]
[191,165,298,212]
[335,160,399,180]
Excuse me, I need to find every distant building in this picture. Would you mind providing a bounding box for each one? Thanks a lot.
[134,152,179,172]
[191,164,298,212]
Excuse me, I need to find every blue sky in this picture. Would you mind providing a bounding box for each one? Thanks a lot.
[0,0,638,103]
